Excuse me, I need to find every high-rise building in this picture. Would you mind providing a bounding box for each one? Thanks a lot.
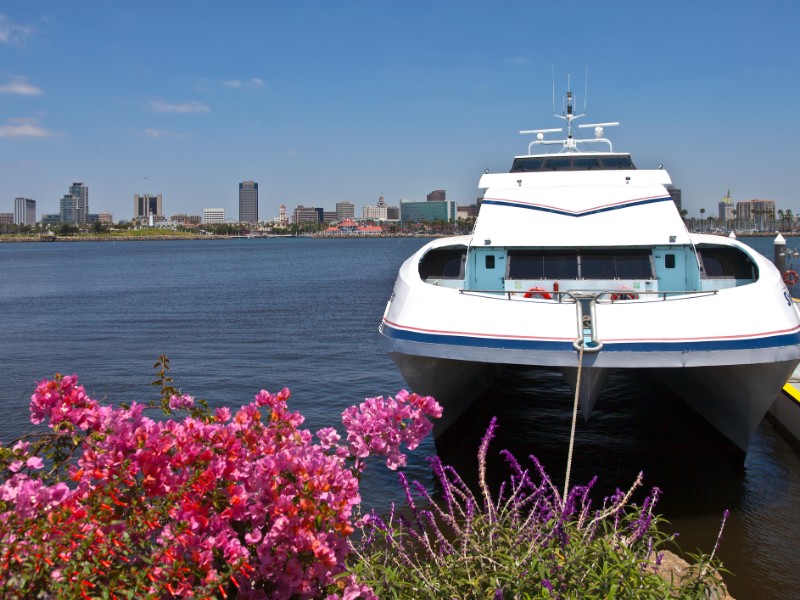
[69,182,89,224]
[134,194,163,222]
[239,181,258,223]
[203,208,225,224]
[59,194,79,224]
[427,189,446,202]
[14,197,36,225]
[718,190,733,222]
[336,201,355,221]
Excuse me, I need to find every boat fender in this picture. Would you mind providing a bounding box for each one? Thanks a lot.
[610,288,639,301]
[783,270,798,286]
[523,287,552,300]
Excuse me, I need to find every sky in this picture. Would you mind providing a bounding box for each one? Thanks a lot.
[1,1,799,222]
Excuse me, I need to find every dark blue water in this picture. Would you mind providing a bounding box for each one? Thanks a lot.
[1,235,798,598]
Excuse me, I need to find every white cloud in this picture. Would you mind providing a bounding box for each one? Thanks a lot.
[143,128,184,139]
[150,100,210,114]
[0,15,33,46]
[0,76,42,95]
[0,117,52,138]
[221,78,264,89]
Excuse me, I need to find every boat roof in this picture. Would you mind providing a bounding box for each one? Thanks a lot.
[471,87,687,247]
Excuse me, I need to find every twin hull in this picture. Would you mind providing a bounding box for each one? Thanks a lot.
[380,241,800,453]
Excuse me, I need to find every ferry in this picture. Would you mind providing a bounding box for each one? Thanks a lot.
[379,88,800,453]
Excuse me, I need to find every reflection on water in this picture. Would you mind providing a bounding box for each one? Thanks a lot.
[433,366,800,599]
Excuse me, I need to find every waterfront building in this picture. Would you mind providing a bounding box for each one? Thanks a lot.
[41,214,61,226]
[363,194,388,221]
[718,190,734,224]
[336,201,355,221]
[323,211,337,223]
[292,205,322,223]
[203,208,225,224]
[387,205,400,220]
[14,197,36,226]
[134,194,163,222]
[59,194,79,224]
[0,213,12,224]
[399,200,457,224]
[735,199,776,231]
[239,181,258,223]
[427,189,446,202]
[98,211,113,225]
[69,183,89,224]
[323,218,383,236]
[457,204,478,219]
[171,214,202,225]
[667,186,682,214]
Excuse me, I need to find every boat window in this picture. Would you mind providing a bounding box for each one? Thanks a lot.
[697,246,756,279]
[486,255,495,269]
[419,247,466,280]
[543,253,578,278]
[542,157,571,171]
[580,250,653,279]
[599,155,636,169]
[665,254,676,269]
[510,157,545,172]
[508,249,651,279]
[509,154,637,173]
[572,157,603,170]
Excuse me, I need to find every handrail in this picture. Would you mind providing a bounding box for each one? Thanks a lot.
[458,289,719,302]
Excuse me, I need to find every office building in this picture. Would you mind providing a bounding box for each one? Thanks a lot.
[719,190,733,222]
[427,189,446,202]
[134,194,163,222]
[203,208,225,224]
[69,182,89,224]
[336,201,355,221]
[239,181,258,223]
[60,194,79,224]
[0,213,13,224]
[667,186,682,214]
[363,194,388,221]
[399,200,457,224]
[292,205,322,223]
[14,197,36,226]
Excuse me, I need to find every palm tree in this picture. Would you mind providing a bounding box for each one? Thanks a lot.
[787,209,794,233]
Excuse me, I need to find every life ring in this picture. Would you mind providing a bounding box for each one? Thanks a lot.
[523,287,552,299]
[784,270,798,286]
[610,288,639,301]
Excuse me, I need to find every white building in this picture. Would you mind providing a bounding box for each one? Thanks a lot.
[14,197,36,226]
[203,208,225,224]
[362,194,388,221]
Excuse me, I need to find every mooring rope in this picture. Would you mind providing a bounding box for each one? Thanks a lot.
[563,340,584,503]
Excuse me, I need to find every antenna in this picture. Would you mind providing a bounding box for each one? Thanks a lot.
[583,66,588,115]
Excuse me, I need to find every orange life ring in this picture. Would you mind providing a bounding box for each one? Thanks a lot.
[610,288,639,301]
[784,270,798,286]
[523,287,552,299]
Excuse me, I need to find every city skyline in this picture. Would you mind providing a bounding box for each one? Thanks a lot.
[2,3,800,220]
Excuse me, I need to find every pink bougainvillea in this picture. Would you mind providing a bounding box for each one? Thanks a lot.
[0,373,441,599]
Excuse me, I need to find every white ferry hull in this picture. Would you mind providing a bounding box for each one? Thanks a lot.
[380,238,800,453]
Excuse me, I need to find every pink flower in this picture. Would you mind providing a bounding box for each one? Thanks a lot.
[168,393,195,410]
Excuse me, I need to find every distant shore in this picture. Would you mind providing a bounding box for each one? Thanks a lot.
[0,230,795,243]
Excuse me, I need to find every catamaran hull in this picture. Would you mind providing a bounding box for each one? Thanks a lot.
[385,339,798,453]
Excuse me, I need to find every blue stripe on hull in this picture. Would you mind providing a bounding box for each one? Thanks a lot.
[381,322,800,353]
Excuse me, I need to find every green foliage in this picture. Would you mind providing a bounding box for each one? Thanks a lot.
[349,419,729,599]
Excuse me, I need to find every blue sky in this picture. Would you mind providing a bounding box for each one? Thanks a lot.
[1,1,798,222]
